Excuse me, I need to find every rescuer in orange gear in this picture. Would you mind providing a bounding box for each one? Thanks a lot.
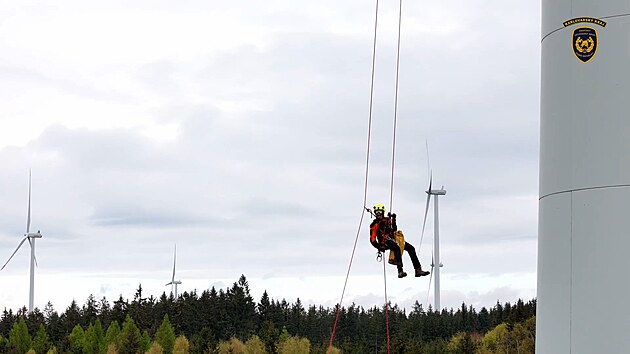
[369,203,430,278]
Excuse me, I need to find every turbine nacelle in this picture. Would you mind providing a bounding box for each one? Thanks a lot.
[26,232,42,238]
[427,188,446,196]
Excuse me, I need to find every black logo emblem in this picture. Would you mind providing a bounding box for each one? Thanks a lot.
[572,27,598,63]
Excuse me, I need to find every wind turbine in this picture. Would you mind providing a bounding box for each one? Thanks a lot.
[165,244,181,300]
[419,146,446,312]
[1,171,43,312]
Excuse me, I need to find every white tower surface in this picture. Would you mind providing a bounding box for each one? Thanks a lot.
[538,2,630,353]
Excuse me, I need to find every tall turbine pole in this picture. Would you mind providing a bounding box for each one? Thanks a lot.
[430,187,446,312]
[26,171,42,312]
[29,237,35,312]
[538,2,630,353]
[434,194,440,312]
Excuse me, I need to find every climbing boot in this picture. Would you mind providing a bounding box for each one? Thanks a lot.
[398,269,408,278]
[415,268,430,277]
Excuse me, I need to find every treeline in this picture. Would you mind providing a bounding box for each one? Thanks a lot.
[0,275,536,353]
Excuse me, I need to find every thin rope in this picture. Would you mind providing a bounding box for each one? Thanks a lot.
[383,259,391,354]
[327,0,379,352]
[388,0,404,212]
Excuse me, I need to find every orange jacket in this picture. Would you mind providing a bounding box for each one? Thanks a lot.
[369,216,397,245]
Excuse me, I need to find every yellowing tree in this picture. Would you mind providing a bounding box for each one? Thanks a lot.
[277,336,310,354]
[480,323,509,353]
[106,343,119,354]
[327,346,341,354]
[146,342,164,354]
[217,337,245,354]
[244,335,267,354]
[173,335,190,354]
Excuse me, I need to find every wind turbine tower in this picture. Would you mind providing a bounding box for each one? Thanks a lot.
[427,183,446,312]
[166,244,182,300]
[421,170,446,312]
[538,1,630,353]
[1,171,43,312]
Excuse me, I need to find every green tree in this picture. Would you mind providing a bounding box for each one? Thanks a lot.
[140,331,151,353]
[446,332,478,354]
[118,315,141,354]
[69,324,86,354]
[104,321,121,350]
[93,320,106,354]
[172,335,189,354]
[278,327,290,345]
[154,315,176,354]
[244,335,266,354]
[8,317,32,353]
[277,336,310,354]
[480,323,508,353]
[83,320,106,354]
[0,336,8,353]
[32,324,52,354]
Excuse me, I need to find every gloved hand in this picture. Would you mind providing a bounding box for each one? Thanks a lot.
[388,212,396,219]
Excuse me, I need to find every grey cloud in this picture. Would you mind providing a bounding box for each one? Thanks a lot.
[0,66,136,103]
[90,204,209,228]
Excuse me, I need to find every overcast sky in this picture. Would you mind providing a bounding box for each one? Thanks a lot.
[0,0,540,314]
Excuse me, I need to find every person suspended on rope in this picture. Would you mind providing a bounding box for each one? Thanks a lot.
[369,203,430,278]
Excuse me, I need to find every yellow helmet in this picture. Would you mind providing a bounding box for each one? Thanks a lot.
[373,204,385,215]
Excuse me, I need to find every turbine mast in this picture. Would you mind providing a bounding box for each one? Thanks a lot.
[430,186,446,312]
[29,238,35,312]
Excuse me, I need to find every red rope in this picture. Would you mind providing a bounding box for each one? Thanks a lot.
[327,0,379,352]
[329,0,403,352]
[384,257,391,354]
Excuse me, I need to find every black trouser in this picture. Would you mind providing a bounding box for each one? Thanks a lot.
[383,238,421,270]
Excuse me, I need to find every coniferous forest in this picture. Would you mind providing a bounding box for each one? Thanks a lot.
[0,275,536,354]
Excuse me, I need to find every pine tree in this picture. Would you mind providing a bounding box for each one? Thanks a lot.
[155,315,176,354]
[69,324,85,354]
[83,321,106,354]
[83,295,99,327]
[104,321,121,350]
[146,342,164,354]
[141,330,151,353]
[32,324,52,354]
[172,335,190,354]
[8,317,31,353]
[0,335,8,353]
[118,315,141,354]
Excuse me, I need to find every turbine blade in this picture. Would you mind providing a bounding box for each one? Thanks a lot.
[425,140,431,182]
[419,173,433,249]
[26,170,32,234]
[1,237,28,271]
[166,281,173,286]
[26,238,39,267]
[426,270,434,301]
[172,244,176,281]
